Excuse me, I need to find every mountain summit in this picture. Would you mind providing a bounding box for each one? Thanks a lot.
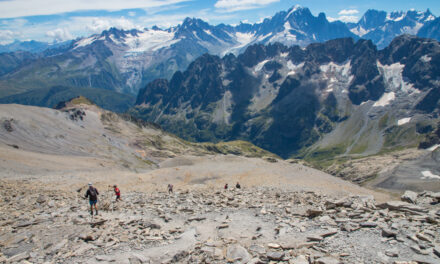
[132,35,440,160]
[0,6,438,112]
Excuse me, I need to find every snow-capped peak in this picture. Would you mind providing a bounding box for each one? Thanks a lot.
[285,5,303,20]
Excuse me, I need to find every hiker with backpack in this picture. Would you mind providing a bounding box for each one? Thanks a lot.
[167,184,173,194]
[113,185,121,201]
[85,183,99,215]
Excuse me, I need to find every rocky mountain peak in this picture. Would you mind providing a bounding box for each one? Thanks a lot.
[132,36,439,159]
[359,9,387,29]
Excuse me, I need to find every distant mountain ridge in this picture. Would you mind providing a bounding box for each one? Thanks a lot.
[131,35,440,160]
[347,9,435,48]
[0,6,438,112]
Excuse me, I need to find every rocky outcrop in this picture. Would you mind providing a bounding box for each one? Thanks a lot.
[132,36,440,158]
[1,180,439,263]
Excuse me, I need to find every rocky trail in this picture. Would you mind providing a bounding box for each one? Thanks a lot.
[1,180,440,264]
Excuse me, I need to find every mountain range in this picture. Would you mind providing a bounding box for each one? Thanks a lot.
[0,6,438,112]
[130,35,440,161]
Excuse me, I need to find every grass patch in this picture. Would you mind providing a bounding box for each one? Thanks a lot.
[378,114,389,129]
[70,96,93,105]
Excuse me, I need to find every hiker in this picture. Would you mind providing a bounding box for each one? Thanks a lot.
[224,183,228,190]
[236,182,241,189]
[113,185,121,201]
[85,183,99,215]
[167,184,173,194]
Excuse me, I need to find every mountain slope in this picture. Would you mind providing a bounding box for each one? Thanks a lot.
[347,9,435,49]
[0,85,135,113]
[0,6,357,99]
[131,35,440,160]
[418,17,440,41]
[0,6,437,113]
[0,100,277,172]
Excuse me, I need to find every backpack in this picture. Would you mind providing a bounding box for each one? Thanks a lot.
[89,187,98,200]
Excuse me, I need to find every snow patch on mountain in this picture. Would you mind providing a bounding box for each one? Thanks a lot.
[377,62,416,94]
[428,144,440,151]
[269,22,298,44]
[286,61,304,75]
[254,60,270,72]
[374,92,395,107]
[397,117,411,126]
[421,170,440,180]
[74,36,98,49]
[285,5,302,20]
[350,26,370,37]
[124,30,179,53]
[420,55,432,62]
[222,32,256,56]
[319,61,353,96]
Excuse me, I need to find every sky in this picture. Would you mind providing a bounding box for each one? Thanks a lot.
[0,0,439,44]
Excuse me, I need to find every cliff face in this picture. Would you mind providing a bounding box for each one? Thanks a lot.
[133,36,440,159]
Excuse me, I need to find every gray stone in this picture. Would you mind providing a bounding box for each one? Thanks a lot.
[36,195,47,204]
[410,245,429,255]
[96,255,116,262]
[382,228,397,238]
[433,246,440,258]
[314,256,341,264]
[416,233,432,243]
[401,191,418,204]
[360,222,377,228]
[307,208,323,218]
[6,252,29,263]
[377,201,428,214]
[385,248,398,257]
[226,244,251,263]
[290,255,309,264]
[247,258,264,264]
[320,228,338,238]
[266,251,285,261]
[249,244,266,255]
[307,235,323,242]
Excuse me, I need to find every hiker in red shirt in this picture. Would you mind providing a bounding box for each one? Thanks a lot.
[113,185,121,201]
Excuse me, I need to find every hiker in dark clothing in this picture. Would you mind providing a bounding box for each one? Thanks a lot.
[224,183,228,190]
[236,182,241,189]
[167,184,173,194]
[85,183,99,215]
[113,185,121,201]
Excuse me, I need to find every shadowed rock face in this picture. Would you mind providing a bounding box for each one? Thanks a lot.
[132,36,440,158]
[418,17,440,41]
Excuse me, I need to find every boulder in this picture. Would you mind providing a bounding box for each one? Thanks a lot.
[307,208,323,218]
[226,244,251,263]
[377,201,428,214]
[266,251,285,261]
[401,191,418,204]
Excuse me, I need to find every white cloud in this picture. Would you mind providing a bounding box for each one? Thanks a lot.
[337,15,359,23]
[0,0,192,19]
[75,17,140,33]
[329,9,359,23]
[0,30,16,44]
[327,16,337,22]
[338,9,359,16]
[45,28,73,42]
[215,0,279,12]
